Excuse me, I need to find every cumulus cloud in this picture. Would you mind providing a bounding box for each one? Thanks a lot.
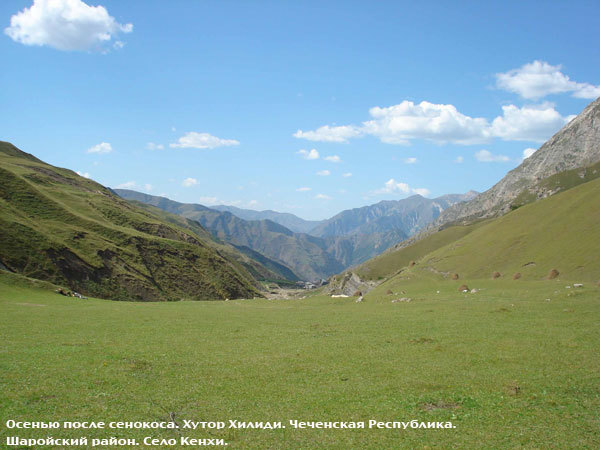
[496,60,600,100]
[316,170,330,176]
[170,132,239,149]
[297,148,319,160]
[342,172,353,177]
[474,149,510,163]
[296,187,311,192]
[293,125,362,143]
[373,179,430,197]
[363,101,490,145]
[182,177,198,187]
[247,200,258,207]
[454,156,464,163]
[315,194,332,200]
[86,142,112,154]
[116,181,136,189]
[146,142,164,150]
[404,157,417,164]
[522,148,537,159]
[143,183,152,191]
[294,97,577,146]
[490,103,574,142]
[324,155,341,163]
[76,171,90,178]
[5,0,132,51]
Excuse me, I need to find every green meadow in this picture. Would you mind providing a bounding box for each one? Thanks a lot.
[1,272,598,448]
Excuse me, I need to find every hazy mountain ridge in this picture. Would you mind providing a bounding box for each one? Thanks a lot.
[311,192,478,238]
[211,204,324,233]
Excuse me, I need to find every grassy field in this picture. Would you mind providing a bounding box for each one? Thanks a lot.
[1,272,598,448]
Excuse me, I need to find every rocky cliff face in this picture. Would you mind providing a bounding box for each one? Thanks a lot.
[436,97,600,225]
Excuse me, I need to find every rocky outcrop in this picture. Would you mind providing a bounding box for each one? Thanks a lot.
[326,272,378,296]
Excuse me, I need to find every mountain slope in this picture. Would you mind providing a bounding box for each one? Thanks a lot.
[211,204,324,233]
[358,175,600,284]
[0,142,262,301]
[436,97,600,226]
[115,190,343,281]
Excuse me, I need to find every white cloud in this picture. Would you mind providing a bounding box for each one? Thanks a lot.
[496,60,600,100]
[5,0,132,52]
[474,149,510,163]
[315,194,332,200]
[374,179,429,196]
[324,155,342,163]
[116,181,136,189]
[454,156,464,163]
[295,96,577,147]
[86,142,112,154]
[247,200,258,207]
[522,148,537,159]
[182,177,198,187]
[490,103,574,142]
[404,157,417,164]
[295,101,490,146]
[146,142,164,150]
[143,183,152,191]
[296,187,312,192]
[76,171,90,178]
[342,172,353,177]
[293,125,362,143]
[297,148,319,160]
[170,132,239,149]
[363,101,490,145]
[316,170,330,176]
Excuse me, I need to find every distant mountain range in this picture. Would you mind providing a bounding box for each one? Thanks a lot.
[311,193,478,238]
[116,189,477,281]
[211,205,324,233]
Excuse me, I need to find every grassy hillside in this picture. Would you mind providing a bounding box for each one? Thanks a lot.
[1,273,598,448]
[0,142,262,301]
[420,176,600,282]
[355,175,600,284]
[355,223,486,280]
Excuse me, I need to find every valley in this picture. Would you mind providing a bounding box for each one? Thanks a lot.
[1,3,599,445]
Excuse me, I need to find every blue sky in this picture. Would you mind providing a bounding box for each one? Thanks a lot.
[1,0,599,220]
